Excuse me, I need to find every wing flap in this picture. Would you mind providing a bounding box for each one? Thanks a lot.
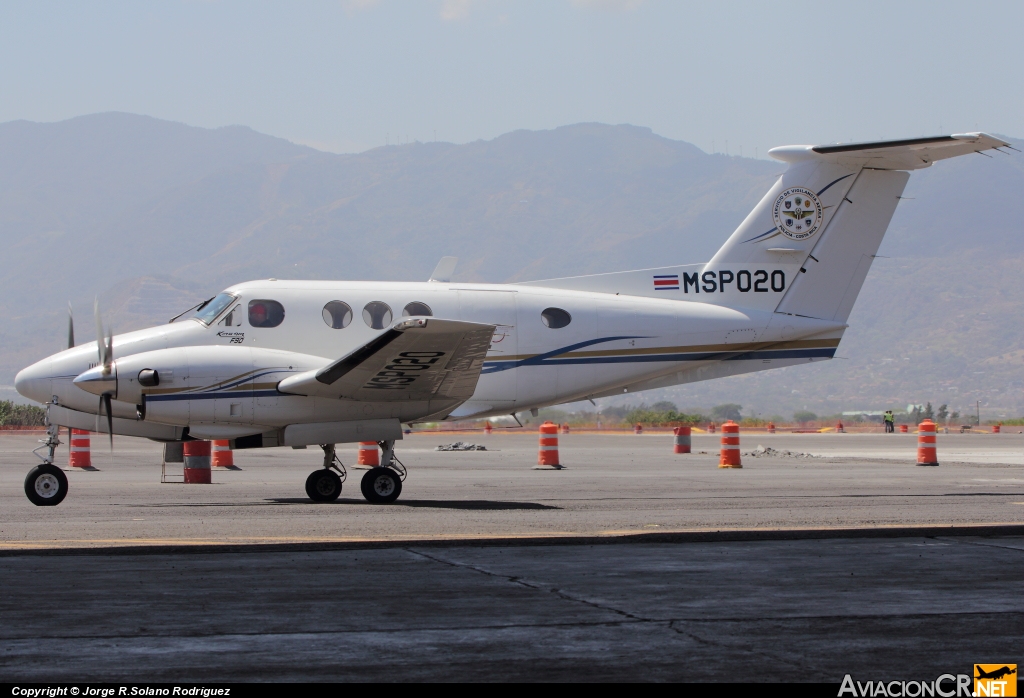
[277,318,496,401]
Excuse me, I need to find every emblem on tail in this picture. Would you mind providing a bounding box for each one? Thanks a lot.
[773,187,823,240]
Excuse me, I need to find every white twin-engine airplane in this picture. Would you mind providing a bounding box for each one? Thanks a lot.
[15,133,1012,506]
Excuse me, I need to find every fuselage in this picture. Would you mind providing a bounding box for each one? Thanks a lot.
[16,278,842,437]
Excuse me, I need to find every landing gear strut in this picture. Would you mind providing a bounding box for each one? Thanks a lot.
[360,439,405,504]
[304,444,346,502]
[25,424,69,506]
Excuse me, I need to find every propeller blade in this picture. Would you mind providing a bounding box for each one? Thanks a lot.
[68,303,75,349]
[94,298,105,367]
[103,394,113,451]
[105,326,114,373]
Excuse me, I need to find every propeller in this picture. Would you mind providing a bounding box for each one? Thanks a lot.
[68,302,75,349]
[93,299,114,450]
[68,303,74,448]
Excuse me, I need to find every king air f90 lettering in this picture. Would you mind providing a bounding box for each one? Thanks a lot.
[15,133,1012,506]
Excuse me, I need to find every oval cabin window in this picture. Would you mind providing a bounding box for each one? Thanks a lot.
[248,300,285,328]
[362,301,393,330]
[541,307,571,329]
[402,301,433,317]
[322,301,353,329]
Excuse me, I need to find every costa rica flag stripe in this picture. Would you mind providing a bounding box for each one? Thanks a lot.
[653,274,679,290]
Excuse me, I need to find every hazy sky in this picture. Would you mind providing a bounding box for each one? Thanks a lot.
[2,0,1021,154]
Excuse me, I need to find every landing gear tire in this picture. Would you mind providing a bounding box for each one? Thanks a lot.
[361,467,402,504]
[25,464,69,507]
[305,469,342,502]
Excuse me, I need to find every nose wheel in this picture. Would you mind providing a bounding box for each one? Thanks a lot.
[25,463,69,506]
[25,422,69,507]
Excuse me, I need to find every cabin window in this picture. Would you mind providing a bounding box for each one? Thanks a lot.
[248,300,285,328]
[322,301,353,329]
[194,293,236,326]
[402,301,433,317]
[541,307,572,329]
[362,301,393,330]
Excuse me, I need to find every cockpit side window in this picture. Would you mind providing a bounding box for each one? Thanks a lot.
[218,304,243,327]
[194,293,237,326]
[248,300,285,328]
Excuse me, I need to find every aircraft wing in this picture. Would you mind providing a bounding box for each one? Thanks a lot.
[277,318,495,401]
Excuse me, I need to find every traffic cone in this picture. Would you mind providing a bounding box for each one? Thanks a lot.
[917,419,938,466]
[212,440,241,470]
[718,421,741,468]
[68,429,98,470]
[535,421,562,469]
[357,442,379,466]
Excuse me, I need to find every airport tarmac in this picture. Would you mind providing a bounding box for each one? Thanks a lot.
[2,431,1022,681]
[1,431,1023,548]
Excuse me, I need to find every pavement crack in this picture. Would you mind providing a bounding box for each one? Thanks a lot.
[934,536,1024,553]
[405,548,650,622]
[666,619,831,680]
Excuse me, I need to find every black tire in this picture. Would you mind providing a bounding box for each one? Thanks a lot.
[305,469,342,502]
[361,467,402,504]
[25,464,69,507]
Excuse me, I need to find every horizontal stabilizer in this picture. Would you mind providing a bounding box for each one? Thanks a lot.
[277,317,495,401]
[769,133,1010,170]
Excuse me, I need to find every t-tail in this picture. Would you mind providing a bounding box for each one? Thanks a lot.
[520,133,1010,324]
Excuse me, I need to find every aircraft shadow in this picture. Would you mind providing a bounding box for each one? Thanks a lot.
[266,498,560,510]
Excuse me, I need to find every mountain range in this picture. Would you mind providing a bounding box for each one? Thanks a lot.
[1,112,1022,421]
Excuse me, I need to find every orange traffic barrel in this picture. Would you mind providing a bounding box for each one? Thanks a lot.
[536,421,562,469]
[633,423,643,435]
[993,424,1001,434]
[68,428,97,470]
[484,422,493,435]
[767,422,775,434]
[708,423,716,434]
[212,440,240,470]
[917,419,938,466]
[561,423,570,434]
[899,424,909,434]
[719,421,741,468]
[673,426,691,454]
[183,440,212,484]
[836,421,845,433]
[358,442,380,466]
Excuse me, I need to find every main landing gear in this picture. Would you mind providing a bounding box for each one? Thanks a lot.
[304,440,406,504]
[25,425,69,507]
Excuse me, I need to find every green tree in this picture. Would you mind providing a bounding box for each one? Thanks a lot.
[793,410,817,424]
[923,402,934,421]
[711,403,742,422]
[937,404,949,422]
[651,401,678,412]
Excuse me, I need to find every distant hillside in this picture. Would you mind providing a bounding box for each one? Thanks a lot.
[1,113,1021,420]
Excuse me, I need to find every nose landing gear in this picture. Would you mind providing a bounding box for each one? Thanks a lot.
[25,424,69,506]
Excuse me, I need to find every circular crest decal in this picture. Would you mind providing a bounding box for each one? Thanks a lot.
[773,187,823,240]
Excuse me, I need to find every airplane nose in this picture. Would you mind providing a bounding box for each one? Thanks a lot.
[14,359,53,404]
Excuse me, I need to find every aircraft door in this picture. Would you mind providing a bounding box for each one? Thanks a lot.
[458,290,517,408]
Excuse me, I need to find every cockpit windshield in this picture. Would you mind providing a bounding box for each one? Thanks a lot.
[193,293,237,326]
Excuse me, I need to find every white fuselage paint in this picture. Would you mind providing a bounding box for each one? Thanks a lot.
[16,278,843,437]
